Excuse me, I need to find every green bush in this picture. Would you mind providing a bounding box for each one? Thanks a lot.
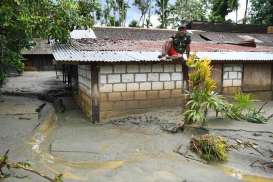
[233,92,253,111]
[184,90,227,125]
[129,20,139,27]
[229,92,272,124]
[190,134,228,161]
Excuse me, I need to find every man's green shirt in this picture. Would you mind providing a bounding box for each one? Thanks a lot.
[172,32,191,54]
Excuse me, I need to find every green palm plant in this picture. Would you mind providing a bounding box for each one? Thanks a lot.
[184,90,226,125]
[223,92,254,120]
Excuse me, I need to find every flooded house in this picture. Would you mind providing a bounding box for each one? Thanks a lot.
[52,27,273,122]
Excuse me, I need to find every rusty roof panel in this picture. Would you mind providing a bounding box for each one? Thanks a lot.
[200,32,273,46]
[92,27,205,41]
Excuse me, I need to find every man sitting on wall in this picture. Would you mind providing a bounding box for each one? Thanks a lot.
[159,24,192,89]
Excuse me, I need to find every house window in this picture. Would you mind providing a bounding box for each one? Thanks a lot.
[222,64,243,87]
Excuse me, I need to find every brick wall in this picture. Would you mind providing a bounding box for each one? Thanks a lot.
[222,64,243,94]
[99,63,185,120]
[78,65,92,117]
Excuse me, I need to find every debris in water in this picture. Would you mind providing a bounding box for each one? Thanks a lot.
[18,117,31,120]
[253,133,262,137]
[250,160,273,170]
[190,134,228,162]
[0,150,63,182]
[160,122,184,133]
[173,144,206,163]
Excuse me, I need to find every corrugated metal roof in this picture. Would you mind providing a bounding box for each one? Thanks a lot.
[196,52,273,61]
[53,44,162,62]
[53,43,273,63]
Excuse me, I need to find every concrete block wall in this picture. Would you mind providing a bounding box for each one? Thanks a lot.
[99,63,185,120]
[78,65,92,117]
[222,64,243,94]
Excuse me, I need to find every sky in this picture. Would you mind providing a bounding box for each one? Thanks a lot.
[99,0,250,28]
[226,0,250,23]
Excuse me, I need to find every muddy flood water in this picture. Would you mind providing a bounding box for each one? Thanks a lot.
[0,94,273,182]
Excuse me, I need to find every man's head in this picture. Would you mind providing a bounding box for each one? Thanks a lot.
[177,24,187,36]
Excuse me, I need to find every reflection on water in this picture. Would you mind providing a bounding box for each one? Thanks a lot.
[220,165,273,182]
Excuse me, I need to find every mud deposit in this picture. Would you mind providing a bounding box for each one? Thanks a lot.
[1,95,273,182]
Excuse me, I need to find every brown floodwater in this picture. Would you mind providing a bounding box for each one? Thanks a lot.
[28,109,125,180]
[27,105,273,181]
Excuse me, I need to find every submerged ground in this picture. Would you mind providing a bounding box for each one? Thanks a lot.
[0,71,272,182]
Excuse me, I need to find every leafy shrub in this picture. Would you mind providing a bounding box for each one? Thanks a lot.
[233,92,253,111]
[184,55,227,125]
[184,56,271,125]
[190,134,228,161]
[230,93,272,123]
[244,109,269,123]
[129,20,139,27]
[222,103,243,120]
[184,90,226,125]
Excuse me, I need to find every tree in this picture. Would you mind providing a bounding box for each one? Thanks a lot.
[133,0,152,27]
[0,0,94,84]
[78,0,102,26]
[102,0,120,26]
[116,0,129,26]
[102,0,114,26]
[144,7,153,28]
[129,20,139,27]
[169,0,208,27]
[228,0,239,23]
[243,0,249,24]
[155,0,171,28]
[209,0,239,22]
[250,0,273,25]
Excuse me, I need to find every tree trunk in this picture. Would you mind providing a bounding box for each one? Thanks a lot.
[236,7,238,24]
[138,14,144,26]
[243,0,249,24]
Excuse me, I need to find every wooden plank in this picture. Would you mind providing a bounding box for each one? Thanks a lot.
[242,63,272,91]
[211,63,222,93]
[91,64,100,123]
